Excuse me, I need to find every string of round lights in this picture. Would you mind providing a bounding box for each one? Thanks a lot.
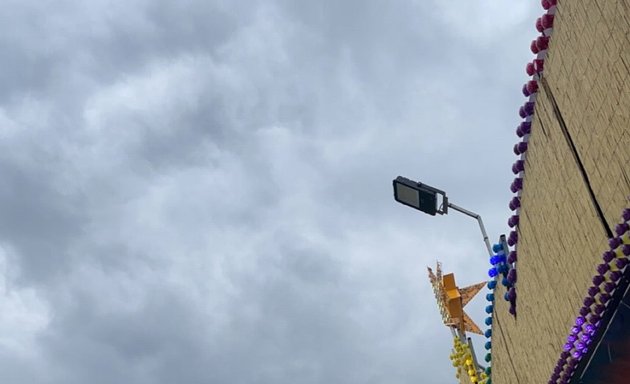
[506,0,558,317]
[548,208,630,383]
[450,337,490,384]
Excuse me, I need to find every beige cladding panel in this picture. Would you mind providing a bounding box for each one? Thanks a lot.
[492,1,629,383]
[543,0,630,228]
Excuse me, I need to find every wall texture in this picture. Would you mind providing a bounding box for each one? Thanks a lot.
[492,1,630,383]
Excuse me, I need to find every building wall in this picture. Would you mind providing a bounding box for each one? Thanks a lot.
[492,1,630,383]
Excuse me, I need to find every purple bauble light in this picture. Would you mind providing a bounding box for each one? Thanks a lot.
[507,251,517,264]
[524,101,535,115]
[572,350,582,359]
[509,197,521,211]
[583,297,595,307]
[508,268,517,283]
[512,160,525,174]
[585,323,596,334]
[603,250,615,263]
[588,313,601,324]
[594,304,605,315]
[600,293,611,304]
[567,334,577,343]
[623,208,630,222]
[576,316,586,326]
[623,244,630,256]
[507,287,517,301]
[610,237,622,249]
[519,106,527,118]
[560,351,570,360]
[576,341,586,351]
[603,282,616,293]
[571,326,580,335]
[508,215,519,228]
[510,177,523,193]
[610,271,622,282]
[615,223,629,236]
[520,121,532,135]
[580,333,591,343]
[522,84,531,97]
[579,306,590,316]
[597,263,610,274]
[509,304,517,316]
[587,286,600,297]
[592,274,604,286]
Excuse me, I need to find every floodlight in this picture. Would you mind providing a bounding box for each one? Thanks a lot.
[392,176,447,216]
[392,175,493,256]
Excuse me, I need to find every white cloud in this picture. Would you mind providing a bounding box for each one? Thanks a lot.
[0,245,49,355]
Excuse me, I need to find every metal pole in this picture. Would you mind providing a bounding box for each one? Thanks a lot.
[447,202,493,257]
[467,337,484,373]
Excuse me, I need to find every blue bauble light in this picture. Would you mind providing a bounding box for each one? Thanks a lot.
[492,243,502,253]
[488,268,498,278]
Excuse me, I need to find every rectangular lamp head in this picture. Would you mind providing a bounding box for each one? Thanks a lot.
[392,176,438,216]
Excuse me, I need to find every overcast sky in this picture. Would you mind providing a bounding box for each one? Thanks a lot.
[0,1,540,383]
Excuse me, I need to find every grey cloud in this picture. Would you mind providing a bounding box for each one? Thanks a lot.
[0,1,541,383]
